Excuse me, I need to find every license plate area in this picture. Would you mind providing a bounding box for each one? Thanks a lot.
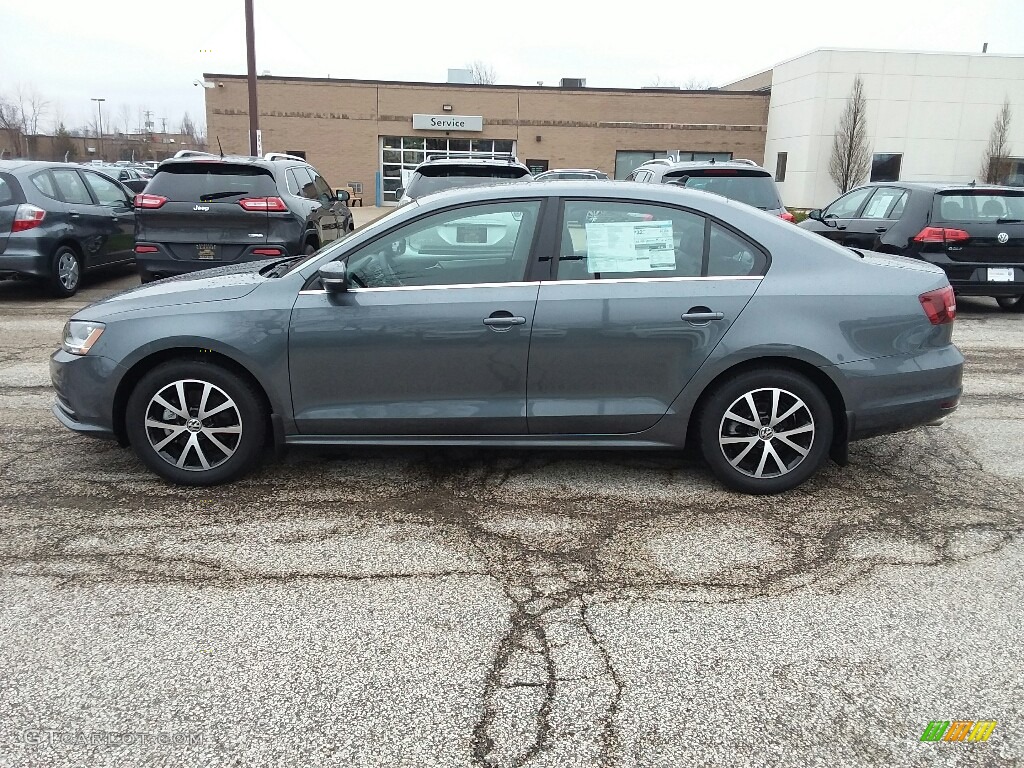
[987,267,1015,282]
[196,244,218,260]
[457,225,487,244]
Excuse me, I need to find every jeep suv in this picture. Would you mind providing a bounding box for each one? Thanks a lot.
[628,160,792,221]
[397,154,533,205]
[133,153,353,282]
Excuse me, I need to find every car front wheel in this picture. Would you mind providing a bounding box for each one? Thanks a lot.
[126,360,267,485]
[699,368,833,494]
[995,295,1024,312]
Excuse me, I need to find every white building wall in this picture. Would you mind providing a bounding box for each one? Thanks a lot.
[763,49,1024,209]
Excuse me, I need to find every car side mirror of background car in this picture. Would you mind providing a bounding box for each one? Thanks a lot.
[318,261,349,292]
[334,189,350,202]
[808,208,838,228]
[394,187,405,200]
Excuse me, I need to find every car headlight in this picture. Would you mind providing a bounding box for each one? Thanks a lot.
[62,320,105,355]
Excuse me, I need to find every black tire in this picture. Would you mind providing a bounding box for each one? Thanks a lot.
[303,242,317,256]
[995,295,1024,312]
[125,360,267,486]
[49,245,82,297]
[698,367,833,494]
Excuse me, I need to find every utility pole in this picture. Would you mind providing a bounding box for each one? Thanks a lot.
[245,0,260,156]
[91,97,105,160]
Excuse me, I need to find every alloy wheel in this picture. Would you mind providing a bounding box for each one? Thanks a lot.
[143,379,243,471]
[58,252,80,291]
[718,387,815,479]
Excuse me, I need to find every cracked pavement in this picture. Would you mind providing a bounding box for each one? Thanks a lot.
[0,271,1022,767]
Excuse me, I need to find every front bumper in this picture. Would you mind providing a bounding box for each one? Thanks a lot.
[50,350,121,440]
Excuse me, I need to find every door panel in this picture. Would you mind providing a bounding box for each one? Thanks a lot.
[527,278,760,434]
[80,171,135,264]
[289,285,539,435]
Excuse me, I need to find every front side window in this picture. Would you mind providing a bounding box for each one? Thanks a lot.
[82,171,128,206]
[51,169,93,205]
[556,201,706,280]
[309,169,333,204]
[824,186,872,219]
[344,201,542,289]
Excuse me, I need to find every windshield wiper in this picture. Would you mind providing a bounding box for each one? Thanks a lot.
[996,217,1024,224]
[199,190,249,202]
[260,256,303,278]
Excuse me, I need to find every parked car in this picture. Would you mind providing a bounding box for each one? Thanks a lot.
[535,168,609,181]
[133,152,353,282]
[628,160,793,221]
[91,164,149,194]
[800,182,1024,311]
[0,160,136,296]
[51,181,963,493]
[397,153,533,204]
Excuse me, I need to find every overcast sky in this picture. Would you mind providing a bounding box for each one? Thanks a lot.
[2,0,1022,133]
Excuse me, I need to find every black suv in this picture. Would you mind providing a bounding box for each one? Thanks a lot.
[800,182,1024,310]
[628,160,792,221]
[397,154,533,205]
[134,152,353,282]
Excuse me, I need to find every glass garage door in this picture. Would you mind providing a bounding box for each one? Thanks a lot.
[381,136,516,204]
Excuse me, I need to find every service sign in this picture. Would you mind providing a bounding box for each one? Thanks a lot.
[412,114,484,132]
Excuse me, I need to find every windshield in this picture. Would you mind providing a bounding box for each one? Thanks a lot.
[662,170,781,210]
[146,164,278,202]
[405,166,531,199]
[933,191,1024,222]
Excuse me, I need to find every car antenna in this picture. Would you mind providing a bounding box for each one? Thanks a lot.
[217,136,225,158]
[709,157,716,164]
[969,178,976,187]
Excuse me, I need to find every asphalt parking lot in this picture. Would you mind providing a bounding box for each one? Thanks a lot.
[0,259,1021,767]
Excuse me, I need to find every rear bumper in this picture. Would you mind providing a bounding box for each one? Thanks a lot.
[828,345,964,441]
[0,240,50,280]
[914,257,1024,296]
[135,242,293,280]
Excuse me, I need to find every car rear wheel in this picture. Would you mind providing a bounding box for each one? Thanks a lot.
[126,360,266,486]
[49,246,81,297]
[995,295,1024,312]
[698,368,833,494]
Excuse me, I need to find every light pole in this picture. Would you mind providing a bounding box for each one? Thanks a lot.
[91,97,105,160]
[245,0,260,156]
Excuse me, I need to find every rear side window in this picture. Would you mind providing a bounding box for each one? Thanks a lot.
[31,172,59,200]
[0,174,17,205]
[51,169,93,205]
[405,165,531,199]
[934,191,1024,222]
[662,170,781,210]
[146,164,279,202]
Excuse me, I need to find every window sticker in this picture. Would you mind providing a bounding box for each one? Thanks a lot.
[585,220,676,273]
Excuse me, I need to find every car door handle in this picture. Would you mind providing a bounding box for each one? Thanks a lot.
[69,212,81,219]
[681,309,724,322]
[836,225,847,231]
[483,313,527,330]
[874,226,888,233]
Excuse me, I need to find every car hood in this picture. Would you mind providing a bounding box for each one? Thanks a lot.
[76,260,271,319]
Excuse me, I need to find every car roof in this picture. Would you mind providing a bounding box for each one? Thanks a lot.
[413,156,529,171]
[656,160,772,174]
[540,168,604,174]
[856,180,1022,194]
[0,160,103,173]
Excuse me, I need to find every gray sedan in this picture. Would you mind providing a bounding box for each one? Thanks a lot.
[50,182,964,493]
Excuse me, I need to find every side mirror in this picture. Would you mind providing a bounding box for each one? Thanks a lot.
[808,208,823,221]
[318,261,349,292]
[394,187,405,200]
[334,189,350,202]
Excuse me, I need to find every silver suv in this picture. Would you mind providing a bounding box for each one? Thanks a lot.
[397,153,533,205]
[628,159,793,221]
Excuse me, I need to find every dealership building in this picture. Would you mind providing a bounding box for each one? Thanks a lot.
[204,48,1024,208]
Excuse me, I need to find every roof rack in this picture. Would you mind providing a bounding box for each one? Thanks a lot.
[424,151,519,164]
[264,152,307,162]
[730,158,758,166]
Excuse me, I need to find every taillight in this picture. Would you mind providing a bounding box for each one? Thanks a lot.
[912,226,969,244]
[134,194,167,209]
[919,286,956,325]
[779,211,796,223]
[238,197,287,212]
[252,247,283,256]
[12,204,46,232]
[134,245,159,253]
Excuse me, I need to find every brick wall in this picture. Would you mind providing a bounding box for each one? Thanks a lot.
[205,75,769,203]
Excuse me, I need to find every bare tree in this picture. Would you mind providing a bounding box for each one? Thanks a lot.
[646,75,678,88]
[23,86,49,136]
[682,77,711,90]
[0,93,26,158]
[467,60,496,85]
[981,99,1012,183]
[828,75,871,193]
[118,103,134,135]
